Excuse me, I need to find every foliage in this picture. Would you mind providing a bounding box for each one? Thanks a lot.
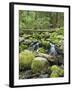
[19,44,28,52]
[19,50,35,70]
[19,10,64,35]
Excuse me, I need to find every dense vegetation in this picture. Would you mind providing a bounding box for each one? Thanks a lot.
[19,10,64,79]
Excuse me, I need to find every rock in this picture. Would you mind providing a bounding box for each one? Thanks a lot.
[24,39,32,45]
[50,71,59,78]
[39,74,48,78]
[24,70,32,79]
[31,57,49,74]
[24,71,41,79]
[36,53,64,65]
[19,72,25,79]
[19,37,24,43]
[57,55,64,65]
[34,57,48,62]
[51,65,60,71]
[36,53,58,62]
[19,70,32,79]
[50,65,64,78]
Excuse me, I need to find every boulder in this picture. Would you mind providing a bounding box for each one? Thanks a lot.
[24,39,32,45]
[50,65,64,78]
[50,71,59,78]
[31,57,49,74]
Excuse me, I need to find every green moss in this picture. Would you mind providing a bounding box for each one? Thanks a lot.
[41,39,49,48]
[50,65,64,78]
[51,65,60,71]
[19,44,28,52]
[58,68,64,76]
[38,48,45,53]
[50,71,59,78]
[31,58,48,74]
[19,50,35,70]
[31,60,42,73]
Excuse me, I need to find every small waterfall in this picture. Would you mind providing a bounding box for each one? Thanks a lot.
[49,43,57,56]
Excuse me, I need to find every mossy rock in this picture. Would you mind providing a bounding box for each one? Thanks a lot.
[51,65,60,71]
[50,65,64,78]
[38,48,45,53]
[24,39,32,45]
[50,71,59,78]
[58,69,64,76]
[31,57,49,74]
[19,50,35,70]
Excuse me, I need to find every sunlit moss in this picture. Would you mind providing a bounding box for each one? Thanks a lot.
[50,71,59,78]
[19,50,35,70]
[50,65,64,78]
[51,65,60,71]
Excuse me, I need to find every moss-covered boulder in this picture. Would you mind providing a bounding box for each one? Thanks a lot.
[51,65,60,71]
[19,50,35,70]
[50,71,59,78]
[31,57,49,74]
[50,65,64,78]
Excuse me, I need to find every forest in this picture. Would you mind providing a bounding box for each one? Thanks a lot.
[19,10,64,79]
